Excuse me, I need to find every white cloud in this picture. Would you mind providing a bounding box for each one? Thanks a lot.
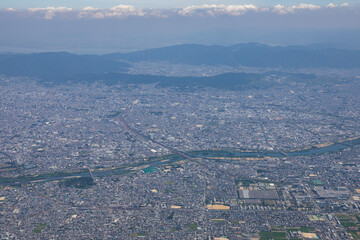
[109,5,145,17]
[326,3,337,8]
[1,3,355,19]
[273,3,320,14]
[28,6,72,12]
[148,9,170,18]
[296,3,321,10]
[28,6,72,19]
[82,6,99,11]
[78,5,145,19]
[178,4,264,16]
[326,2,350,8]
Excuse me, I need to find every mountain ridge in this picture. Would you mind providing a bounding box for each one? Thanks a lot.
[105,43,360,69]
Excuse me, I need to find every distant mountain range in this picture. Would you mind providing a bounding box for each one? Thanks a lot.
[0,43,358,89]
[105,43,360,69]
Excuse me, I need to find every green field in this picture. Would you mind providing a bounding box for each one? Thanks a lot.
[33,223,46,233]
[188,223,198,231]
[259,230,287,240]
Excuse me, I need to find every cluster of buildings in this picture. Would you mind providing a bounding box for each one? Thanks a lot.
[1,71,360,239]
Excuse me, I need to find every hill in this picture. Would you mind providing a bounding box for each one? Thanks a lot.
[105,43,360,69]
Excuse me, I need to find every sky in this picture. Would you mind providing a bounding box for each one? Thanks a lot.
[0,1,359,53]
[0,0,358,9]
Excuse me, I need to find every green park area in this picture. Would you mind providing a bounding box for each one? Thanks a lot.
[259,226,316,240]
[33,223,46,233]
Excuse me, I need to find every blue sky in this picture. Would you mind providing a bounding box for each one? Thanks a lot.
[0,0,357,9]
